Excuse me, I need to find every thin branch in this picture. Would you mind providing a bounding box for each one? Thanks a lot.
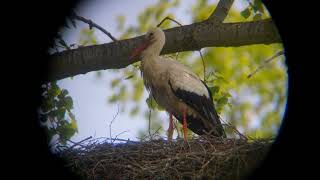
[148,109,152,137]
[247,50,284,78]
[157,16,183,27]
[105,137,139,143]
[71,12,117,42]
[67,136,93,149]
[157,16,184,63]
[198,49,206,81]
[56,35,71,50]
[109,105,120,143]
[207,0,235,22]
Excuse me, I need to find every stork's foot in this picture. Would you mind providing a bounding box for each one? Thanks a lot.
[182,108,188,143]
[167,113,174,142]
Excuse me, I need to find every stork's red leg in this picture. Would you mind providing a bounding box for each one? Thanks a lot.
[167,113,174,142]
[182,108,188,143]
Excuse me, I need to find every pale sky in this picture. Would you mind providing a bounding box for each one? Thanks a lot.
[57,0,251,143]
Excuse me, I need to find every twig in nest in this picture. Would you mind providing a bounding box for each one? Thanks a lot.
[67,136,93,150]
[139,127,162,141]
[62,135,272,179]
[220,118,248,140]
[247,50,284,78]
[105,137,139,143]
[71,11,117,42]
[113,130,130,143]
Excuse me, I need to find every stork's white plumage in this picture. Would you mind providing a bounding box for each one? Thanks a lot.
[130,28,226,142]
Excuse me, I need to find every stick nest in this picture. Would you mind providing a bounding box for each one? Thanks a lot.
[59,136,272,180]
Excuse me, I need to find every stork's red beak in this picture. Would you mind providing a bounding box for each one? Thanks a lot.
[129,39,151,60]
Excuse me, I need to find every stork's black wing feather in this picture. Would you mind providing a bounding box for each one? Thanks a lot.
[168,79,226,137]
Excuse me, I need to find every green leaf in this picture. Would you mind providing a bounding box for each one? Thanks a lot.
[43,98,54,111]
[61,89,69,96]
[111,78,121,88]
[217,97,228,106]
[50,82,61,97]
[146,95,156,109]
[146,95,164,111]
[240,7,251,19]
[64,96,73,110]
[125,75,134,80]
[209,86,220,95]
[68,112,78,132]
[58,89,68,99]
[253,0,264,13]
[253,13,262,21]
[108,94,118,103]
[56,108,66,120]
[57,122,77,144]
[222,92,232,98]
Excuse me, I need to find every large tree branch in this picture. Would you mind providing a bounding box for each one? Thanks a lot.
[48,19,281,81]
[207,0,234,22]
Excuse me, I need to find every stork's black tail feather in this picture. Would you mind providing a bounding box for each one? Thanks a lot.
[168,79,226,138]
[201,80,226,138]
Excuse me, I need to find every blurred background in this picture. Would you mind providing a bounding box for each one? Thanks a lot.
[41,0,287,148]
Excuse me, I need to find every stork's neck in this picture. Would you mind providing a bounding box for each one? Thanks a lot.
[140,33,165,71]
[141,35,165,59]
[140,45,163,71]
[141,53,159,72]
[141,47,162,59]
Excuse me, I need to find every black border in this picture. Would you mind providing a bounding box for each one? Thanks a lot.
[10,0,303,179]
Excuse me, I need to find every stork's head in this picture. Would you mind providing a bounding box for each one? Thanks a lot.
[130,27,165,59]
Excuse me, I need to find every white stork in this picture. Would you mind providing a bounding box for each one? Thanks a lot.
[130,27,226,142]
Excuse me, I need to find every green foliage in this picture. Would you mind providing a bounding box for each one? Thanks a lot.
[240,8,251,19]
[146,94,164,111]
[116,0,180,39]
[191,0,216,22]
[105,0,287,139]
[43,15,101,147]
[253,13,262,21]
[240,0,266,20]
[252,0,264,13]
[39,82,78,146]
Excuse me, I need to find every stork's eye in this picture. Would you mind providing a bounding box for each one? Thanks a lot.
[149,32,154,37]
